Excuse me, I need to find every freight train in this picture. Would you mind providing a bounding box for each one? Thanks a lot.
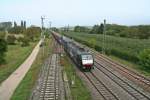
[52,32,94,71]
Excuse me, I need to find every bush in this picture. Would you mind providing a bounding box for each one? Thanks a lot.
[138,49,150,69]
[24,26,41,42]
[0,39,7,64]
[7,35,16,44]
[89,38,96,48]
[20,37,30,47]
[0,32,6,39]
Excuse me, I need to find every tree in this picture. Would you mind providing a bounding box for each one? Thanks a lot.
[138,49,150,69]
[105,24,128,36]
[18,36,30,47]
[51,27,59,32]
[8,26,24,34]
[7,35,16,44]
[89,25,100,34]
[0,32,7,64]
[24,21,26,29]
[14,21,17,27]
[138,25,150,39]
[21,20,24,28]
[0,22,12,31]
[24,26,41,41]
[0,32,6,38]
[74,26,89,32]
[74,26,80,32]
[98,23,104,34]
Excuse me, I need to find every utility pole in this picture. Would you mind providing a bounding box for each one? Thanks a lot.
[67,24,69,32]
[49,21,52,30]
[41,16,45,30]
[102,19,106,54]
[41,16,45,57]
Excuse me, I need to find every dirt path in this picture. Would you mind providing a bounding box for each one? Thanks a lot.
[0,40,41,100]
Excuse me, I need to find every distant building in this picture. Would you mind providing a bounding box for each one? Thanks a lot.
[0,22,12,30]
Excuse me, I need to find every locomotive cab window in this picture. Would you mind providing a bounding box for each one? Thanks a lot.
[81,55,93,60]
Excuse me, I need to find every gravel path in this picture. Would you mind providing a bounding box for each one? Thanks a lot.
[0,40,41,100]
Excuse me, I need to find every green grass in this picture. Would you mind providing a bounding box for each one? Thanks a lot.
[61,54,91,100]
[11,38,52,100]
[0,42,37,84]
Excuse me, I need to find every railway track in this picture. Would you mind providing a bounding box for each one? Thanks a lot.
[92,51,150,88]
[70,39,150,99]
[52,33,150,100]
[39,54,59,99]
[30,54,61,100]
[30,39,65,100]
[94,61,150,100]
[80,43,150,91]
[60,32,150,88]
[83,71,119,100]
[93,50,150,87]
[76,61,150,100]
[76,59,150,100]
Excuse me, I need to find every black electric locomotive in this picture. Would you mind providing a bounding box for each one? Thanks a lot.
[52,32,94,70]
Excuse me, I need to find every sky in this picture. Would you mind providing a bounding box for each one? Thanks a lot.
[0,0,150,27]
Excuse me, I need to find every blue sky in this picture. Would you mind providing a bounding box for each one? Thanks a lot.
[0,0,150,27]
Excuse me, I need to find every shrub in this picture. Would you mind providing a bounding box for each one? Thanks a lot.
[89,38,96,48]
[24,26,41,42]
[7,35,16,44]
[0,39,7,64]
[20,37,30,47]
[17,37,23,43]
[0,32,6,39]
[138,49,150,69]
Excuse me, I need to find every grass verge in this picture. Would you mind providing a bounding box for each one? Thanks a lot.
[61,54,91,100]
[11,38,52,100]
[0,42,37,84]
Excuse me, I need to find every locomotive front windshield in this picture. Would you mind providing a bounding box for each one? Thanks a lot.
[81,55,93,60]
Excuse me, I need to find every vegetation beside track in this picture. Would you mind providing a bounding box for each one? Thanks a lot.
[63,32,150,62]
[11,38,52,100]
[0,42,37,84]
[109,55,150,76]
[62,32,150,75]
[60,54,91,100]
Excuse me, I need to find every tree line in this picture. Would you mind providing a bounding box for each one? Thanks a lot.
[73,24,150,69]
[0,21,41,64]
[73,24,150,39]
